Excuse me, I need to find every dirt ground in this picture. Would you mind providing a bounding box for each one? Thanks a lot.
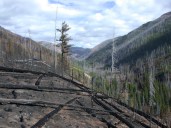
[0,71,117,128]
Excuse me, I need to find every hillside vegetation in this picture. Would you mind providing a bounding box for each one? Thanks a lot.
[0,26,61,73]
[84,12,171,125]
[86,12,171,68]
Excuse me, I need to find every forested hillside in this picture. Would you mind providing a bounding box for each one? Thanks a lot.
[0,26,58,72]
[84,12,171,125]
[86,12,171,68]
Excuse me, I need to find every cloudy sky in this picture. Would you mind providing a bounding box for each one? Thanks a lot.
[0,0,170,48]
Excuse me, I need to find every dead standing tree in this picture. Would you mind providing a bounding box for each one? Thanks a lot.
[57,22,72,76]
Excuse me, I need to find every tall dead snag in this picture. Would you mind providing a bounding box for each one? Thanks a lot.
[57,22,72,75]
[148,53,155,107]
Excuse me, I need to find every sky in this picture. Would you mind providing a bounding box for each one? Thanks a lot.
[0,0,170,48]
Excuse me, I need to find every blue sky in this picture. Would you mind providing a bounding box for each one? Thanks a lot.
[0,0,170,48]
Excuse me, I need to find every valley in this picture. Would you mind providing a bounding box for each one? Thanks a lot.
[0,11,171,127]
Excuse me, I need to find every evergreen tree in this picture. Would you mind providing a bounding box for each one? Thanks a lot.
[57,21,72,75]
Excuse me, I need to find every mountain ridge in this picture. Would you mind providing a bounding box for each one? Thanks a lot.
[86,11,171,67]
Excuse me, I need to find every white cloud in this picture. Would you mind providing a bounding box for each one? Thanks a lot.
[93,13,104,21]
[0,0,170,48]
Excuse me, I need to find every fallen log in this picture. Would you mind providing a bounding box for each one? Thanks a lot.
[0,98,58,107]
[0,98,115,113]
[117,100,167,128]
[0,83,90,93]
[0,66,93,95]
[0,72,37,79]
[76,100,116,128]
[35,74,45,85]
[101,99,152,128]
[47,72,91,91]
[0,66,45,75]
[31,97,78,128]
[92,96,139,128]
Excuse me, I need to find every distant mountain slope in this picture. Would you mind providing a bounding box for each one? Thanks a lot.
[86,12,171,67]
[39,41,90,60]
[39,41,61,53]
[70,47,91,59]
[89,39,113,55]
[0,26,55,68]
